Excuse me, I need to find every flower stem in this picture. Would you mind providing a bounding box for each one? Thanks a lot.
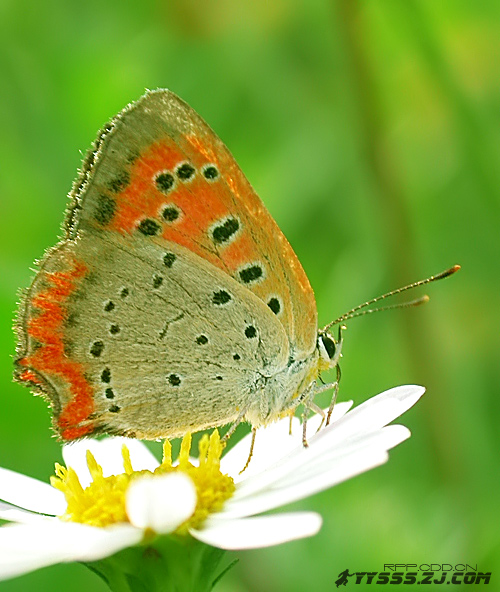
[83,535,229,592]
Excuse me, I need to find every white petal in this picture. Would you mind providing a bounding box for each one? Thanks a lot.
[0,467,66,515]
[280,425,410,488]
[235,385,423,499]
[221,401,354,482]
[126,473,196,533]
[63,438,159,488]
[0,521,142,580]
[0,502,53,524]
[227,424,409,516]
[191,511,322,549]
[220,416,302,481]
[218,448,389,519]
[325,385,425,437]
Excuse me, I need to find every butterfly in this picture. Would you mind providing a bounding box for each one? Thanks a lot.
[14,90,458,444]
[14,89,342,444]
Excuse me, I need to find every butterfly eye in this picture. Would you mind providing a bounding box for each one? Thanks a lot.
[319,333,336,360]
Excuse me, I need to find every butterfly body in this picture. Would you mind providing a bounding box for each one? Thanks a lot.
[15,90,340,441]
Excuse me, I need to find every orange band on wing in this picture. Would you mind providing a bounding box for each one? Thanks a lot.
[19,259,95,439]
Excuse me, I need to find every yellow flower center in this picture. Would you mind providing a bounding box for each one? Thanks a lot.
[50,430,234,531]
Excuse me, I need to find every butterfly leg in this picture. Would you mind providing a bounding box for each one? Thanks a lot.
[325,365,341,426]
[221,405,251,443]
[300,383,317,447]
[301,368,342,443]
[239,427,257,475]
[307,401,326,433]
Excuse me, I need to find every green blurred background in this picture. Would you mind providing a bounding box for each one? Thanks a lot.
[1,0,498,589]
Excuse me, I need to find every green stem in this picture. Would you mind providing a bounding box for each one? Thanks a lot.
[82,535,230,592]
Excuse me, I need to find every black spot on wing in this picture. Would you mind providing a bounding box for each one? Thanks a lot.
[90,340,104,357]
[153,274,164,289]
[212,290,232,305]
[163,253,176,268]
[138,219,161,236]
[94,194,116,226]
[176,163,195,180]
[162,206,181,222]
[168,373,181,386]
[108,171,130,193]
[267,297,281,315]
[239,264,263,284]
[211,217,240,244]
[156,172,175,193]
[101,368,111,383]
[245,325,257,339]
[203,165,219,180]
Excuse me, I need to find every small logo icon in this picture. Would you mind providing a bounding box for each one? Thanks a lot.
[335,569,354,587]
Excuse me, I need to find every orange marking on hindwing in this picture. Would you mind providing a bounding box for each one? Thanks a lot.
[20,259,95,439]
[17,369,42,385]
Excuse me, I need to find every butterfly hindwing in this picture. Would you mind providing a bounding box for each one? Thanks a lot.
[16,232,290,439]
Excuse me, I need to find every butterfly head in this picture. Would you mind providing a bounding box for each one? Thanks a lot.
[317,326,343,372]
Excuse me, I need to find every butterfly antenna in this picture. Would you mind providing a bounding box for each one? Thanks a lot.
[323,265,460,331]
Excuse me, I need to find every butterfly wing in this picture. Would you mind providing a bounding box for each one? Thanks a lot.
[15,232,290,439]
[69,90,317,358]
[15,89,318,440]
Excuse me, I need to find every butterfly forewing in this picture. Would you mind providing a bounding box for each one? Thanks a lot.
[71,90,317,359]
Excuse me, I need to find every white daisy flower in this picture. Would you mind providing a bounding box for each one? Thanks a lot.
[0,385,424,582]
